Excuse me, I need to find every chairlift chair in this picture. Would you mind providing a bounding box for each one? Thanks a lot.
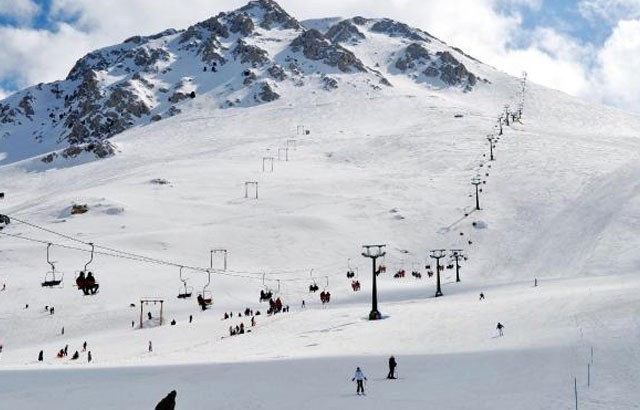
[411,263,422,279]
[177,266,193,299]
[309,269,319,292]
[320,276,331,303]
[42,243,64,288]
[75,243,99,295]
[260,273,273,302]
[197,270,213,309]
[351,276,361,292]
[346,259,355,278]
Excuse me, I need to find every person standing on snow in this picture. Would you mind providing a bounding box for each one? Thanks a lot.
[497,322,504,336]
[352,367,367,395]
[387,356,397,379]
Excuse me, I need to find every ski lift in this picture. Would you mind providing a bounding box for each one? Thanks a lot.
[393,260,406,279]
[346,259,355,278]
[75,243,99,295]
[351,280,361,291]
[320,276,331,304]
[260,273,273,302]
[177,266,193,299]
[197,270,213,309]
[42,243,64,287]
[309,269,319,293]
[411,263,422,279]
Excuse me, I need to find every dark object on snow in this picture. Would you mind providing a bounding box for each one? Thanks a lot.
[38,350,43,361]
[71,351,79,360]
[71,204,89,215]
[387,356,397,379]
[454,114,464,118]
[170,319,176,326]
[155,390,177,410]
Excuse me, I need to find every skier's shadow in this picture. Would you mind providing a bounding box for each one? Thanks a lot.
[370,377,405,381]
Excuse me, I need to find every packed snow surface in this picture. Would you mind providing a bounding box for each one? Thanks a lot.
[1,27,640,410]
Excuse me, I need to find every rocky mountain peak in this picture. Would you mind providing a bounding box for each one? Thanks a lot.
[237,0,301,30]
[0,0,490,167]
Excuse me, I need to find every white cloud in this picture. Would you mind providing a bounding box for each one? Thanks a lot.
[0,24,92,87]
[578,0,640,23]
[0,0,40,24]
[592,19,640,108]
[50,0,244,38]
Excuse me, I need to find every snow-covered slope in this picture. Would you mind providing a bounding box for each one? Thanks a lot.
[1,2,640,410]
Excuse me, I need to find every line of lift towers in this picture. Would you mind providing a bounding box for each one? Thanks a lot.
[364,71,527,320]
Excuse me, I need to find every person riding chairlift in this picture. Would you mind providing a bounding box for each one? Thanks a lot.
[76,271,86,290]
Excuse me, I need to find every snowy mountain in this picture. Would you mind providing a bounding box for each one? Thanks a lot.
[0,0,488,166]
[1,1,640,410]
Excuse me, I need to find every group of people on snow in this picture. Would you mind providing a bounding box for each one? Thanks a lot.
[229,323,245,336]
[42,340,91,363]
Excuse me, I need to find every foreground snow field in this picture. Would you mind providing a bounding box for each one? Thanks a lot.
[1,34,640,409]
[1,274,639,409]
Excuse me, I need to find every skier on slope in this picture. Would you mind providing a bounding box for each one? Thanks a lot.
[352,367,367,395]
[387,356,397,379]
[496,322,504,336]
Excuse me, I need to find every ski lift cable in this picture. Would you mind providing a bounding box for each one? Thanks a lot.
[0,230,332,284]
[9,212,346,278]
[3,216,267,277]
[2,214,391,284]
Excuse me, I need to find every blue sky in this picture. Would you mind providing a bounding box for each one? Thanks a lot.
[1,0,640,112]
